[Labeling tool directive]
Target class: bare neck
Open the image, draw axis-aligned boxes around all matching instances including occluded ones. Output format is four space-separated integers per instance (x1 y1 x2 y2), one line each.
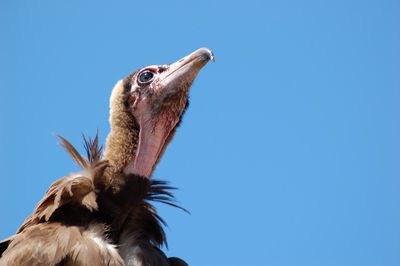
103 81 177 182
123 115 173 177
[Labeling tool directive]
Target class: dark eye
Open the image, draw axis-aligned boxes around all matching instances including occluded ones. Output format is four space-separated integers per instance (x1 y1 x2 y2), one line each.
138 71 155 84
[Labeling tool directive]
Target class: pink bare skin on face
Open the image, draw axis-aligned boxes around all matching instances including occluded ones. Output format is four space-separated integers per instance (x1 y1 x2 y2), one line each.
123 48 214 177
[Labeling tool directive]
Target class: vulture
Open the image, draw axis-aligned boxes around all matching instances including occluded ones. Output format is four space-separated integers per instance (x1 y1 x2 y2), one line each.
0 48 213 266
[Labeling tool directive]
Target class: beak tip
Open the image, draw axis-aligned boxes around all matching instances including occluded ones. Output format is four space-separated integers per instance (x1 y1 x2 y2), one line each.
196 47 215 63
210 51 215 63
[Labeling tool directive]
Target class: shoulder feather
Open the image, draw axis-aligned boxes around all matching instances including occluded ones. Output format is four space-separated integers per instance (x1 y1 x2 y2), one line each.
19 133 108 232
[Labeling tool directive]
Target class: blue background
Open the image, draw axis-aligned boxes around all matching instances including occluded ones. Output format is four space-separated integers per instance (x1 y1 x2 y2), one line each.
1 1 400 265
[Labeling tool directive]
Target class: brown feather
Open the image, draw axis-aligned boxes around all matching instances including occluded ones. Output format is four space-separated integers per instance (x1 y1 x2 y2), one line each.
56 134 89 169
17 133 107 233
1 133 185 265
0 223 123 266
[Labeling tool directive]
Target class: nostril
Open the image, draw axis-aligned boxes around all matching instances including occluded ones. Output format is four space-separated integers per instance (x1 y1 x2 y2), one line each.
158 66 167 73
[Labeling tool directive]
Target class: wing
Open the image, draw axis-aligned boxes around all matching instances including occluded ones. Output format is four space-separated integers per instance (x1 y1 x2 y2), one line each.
0 236 13 258
0 223 123 266
18 134 108 232
0 134 113 265
168 257 189 266
18 172 99 231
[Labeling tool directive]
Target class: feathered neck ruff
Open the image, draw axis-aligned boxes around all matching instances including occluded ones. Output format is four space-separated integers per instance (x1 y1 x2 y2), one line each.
18 133 186 248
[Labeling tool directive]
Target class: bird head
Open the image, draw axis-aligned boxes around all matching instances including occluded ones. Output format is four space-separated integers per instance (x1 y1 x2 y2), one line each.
104 48 213 179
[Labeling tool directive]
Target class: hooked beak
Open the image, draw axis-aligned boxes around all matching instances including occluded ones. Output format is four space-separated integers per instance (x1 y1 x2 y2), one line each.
158 48 214 92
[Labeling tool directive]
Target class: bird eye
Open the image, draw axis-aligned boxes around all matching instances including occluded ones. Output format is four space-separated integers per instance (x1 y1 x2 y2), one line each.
138 71 155 84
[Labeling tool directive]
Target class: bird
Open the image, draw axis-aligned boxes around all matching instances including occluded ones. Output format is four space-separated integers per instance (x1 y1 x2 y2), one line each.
0 48 214 266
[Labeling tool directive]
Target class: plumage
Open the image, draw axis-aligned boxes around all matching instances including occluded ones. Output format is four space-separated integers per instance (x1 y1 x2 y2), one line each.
0 48 213 265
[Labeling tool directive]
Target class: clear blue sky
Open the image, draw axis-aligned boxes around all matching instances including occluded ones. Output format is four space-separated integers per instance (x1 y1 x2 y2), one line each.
1 1 399 265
